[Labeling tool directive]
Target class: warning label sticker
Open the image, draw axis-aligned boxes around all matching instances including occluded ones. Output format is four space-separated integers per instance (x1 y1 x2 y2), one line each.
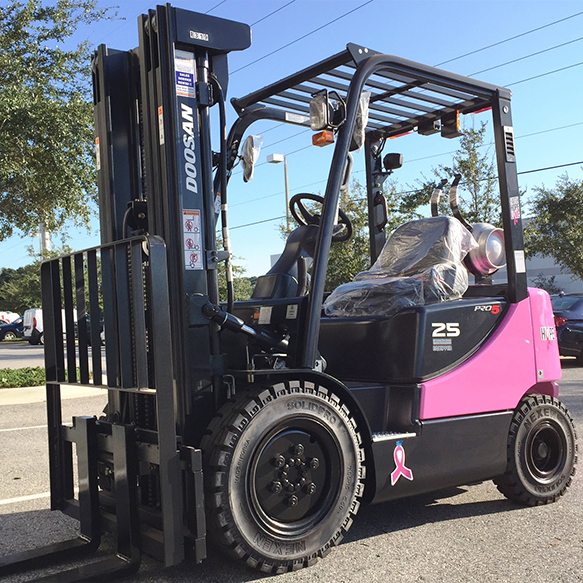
157 106 165 145
183 209 203 270
175 50 195 99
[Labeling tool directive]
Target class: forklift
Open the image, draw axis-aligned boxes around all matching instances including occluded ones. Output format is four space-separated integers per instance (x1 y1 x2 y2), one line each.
1 4 577 579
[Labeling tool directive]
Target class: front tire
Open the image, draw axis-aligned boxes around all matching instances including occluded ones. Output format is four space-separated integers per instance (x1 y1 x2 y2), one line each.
3 331 17 341
202 380 365 573
494 395 577 506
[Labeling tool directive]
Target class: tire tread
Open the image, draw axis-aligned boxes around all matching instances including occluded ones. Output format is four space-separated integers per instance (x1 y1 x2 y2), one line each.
201 381 365 572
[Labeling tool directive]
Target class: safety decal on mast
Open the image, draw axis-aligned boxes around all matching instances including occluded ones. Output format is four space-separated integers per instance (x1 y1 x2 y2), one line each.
175 49 196 99
95 137 101 171
157 106 165 145
183 209 203 270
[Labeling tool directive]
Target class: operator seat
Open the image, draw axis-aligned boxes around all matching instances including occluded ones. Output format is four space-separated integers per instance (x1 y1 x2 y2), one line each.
323 216 477 317
252 224 319 299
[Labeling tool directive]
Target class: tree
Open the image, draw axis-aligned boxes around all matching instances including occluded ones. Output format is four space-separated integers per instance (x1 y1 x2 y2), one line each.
216 238 253 301
0 1 110 240
217 263 253 301
0 247 72 313
401 122 499 225
531 273 561 295
0 262 42 314
525 174 583 279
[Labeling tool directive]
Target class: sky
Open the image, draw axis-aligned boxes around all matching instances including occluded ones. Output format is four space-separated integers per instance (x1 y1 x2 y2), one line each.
1 0 582 276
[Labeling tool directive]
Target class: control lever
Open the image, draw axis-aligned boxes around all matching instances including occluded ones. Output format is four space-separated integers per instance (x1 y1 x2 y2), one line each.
202 303 289 351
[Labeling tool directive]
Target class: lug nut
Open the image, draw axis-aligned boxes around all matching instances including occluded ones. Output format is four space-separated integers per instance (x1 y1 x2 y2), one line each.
294 458 302 467
274 455 285 468
294 443 305 456
287 483 295 492
271 481 282 494
306 483 317 495
310 457 320 470
300 477 307 486
288 495 299 507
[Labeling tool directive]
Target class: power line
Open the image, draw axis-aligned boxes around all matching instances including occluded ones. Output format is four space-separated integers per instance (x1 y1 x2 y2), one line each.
231 0 376 74
263 128 311 149
231 215 286 231
205 0 228 14
228 159 583 231
251 0 296 27
518 160 583 176
436 10 583 66
507 60 583 86
469 36 583 76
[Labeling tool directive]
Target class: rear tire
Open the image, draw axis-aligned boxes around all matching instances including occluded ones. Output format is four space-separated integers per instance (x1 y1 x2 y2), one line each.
494 395 577 506
202 380 365 573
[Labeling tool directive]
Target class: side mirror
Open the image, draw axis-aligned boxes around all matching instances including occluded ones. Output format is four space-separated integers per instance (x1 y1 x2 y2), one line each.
241 135 262 182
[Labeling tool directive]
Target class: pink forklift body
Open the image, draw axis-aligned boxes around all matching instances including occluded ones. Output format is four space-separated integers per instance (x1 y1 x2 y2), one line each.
420 288 561 420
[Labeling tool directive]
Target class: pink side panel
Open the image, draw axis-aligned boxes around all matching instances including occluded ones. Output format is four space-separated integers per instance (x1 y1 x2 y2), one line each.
420 297 538 420
528 287 562 381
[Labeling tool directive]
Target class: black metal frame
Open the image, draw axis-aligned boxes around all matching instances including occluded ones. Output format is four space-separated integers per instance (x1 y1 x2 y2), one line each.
229 43 527 368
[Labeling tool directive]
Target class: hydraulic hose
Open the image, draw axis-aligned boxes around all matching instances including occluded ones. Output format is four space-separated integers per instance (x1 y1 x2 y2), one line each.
203 302 289 351
210 73 235 313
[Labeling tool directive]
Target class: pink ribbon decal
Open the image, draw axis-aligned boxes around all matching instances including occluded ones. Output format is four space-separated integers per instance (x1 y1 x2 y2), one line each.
390 441 414 486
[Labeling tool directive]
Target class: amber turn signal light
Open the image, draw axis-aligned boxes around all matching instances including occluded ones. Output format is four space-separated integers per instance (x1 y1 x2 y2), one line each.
312 130 334 147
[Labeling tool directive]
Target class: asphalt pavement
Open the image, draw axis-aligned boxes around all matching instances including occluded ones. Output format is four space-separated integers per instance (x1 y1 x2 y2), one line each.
0 342 45 369
0 364 581 582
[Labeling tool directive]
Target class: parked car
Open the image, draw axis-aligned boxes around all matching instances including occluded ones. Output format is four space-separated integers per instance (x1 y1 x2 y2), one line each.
0 311 20 324
551 293 583 364
0 317 23 341
22 308 44 345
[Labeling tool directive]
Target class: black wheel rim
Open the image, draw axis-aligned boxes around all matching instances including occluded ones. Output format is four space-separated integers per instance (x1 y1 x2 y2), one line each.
525 421 567 482
248 417 343 537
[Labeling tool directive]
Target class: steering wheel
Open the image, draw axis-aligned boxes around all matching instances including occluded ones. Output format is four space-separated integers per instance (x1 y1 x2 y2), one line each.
289 193 353 243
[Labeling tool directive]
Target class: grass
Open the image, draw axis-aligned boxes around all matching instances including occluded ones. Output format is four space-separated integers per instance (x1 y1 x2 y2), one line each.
0 367 45 389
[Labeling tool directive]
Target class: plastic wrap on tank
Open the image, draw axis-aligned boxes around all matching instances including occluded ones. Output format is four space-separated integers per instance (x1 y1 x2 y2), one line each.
323 275 423 317
420 262 469 303
323 217 476 317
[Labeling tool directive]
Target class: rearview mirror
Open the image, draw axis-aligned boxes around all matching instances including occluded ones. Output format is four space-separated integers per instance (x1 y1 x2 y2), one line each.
241 135 263 182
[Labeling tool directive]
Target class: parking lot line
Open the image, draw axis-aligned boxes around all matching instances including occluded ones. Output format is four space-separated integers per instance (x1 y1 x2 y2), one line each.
0 492 51 506
0 424 47 433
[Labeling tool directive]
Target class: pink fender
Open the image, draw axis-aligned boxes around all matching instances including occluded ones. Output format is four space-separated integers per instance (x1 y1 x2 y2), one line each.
420 288 561 420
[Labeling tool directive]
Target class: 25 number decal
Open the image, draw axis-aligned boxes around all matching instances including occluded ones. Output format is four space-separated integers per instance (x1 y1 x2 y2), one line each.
431 322 460 338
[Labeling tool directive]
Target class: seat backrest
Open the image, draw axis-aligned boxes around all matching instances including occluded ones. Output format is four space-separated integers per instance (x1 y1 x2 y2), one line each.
252 224 319 299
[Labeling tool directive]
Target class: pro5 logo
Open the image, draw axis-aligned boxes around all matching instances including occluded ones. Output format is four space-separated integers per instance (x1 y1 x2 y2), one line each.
431 322 461 338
